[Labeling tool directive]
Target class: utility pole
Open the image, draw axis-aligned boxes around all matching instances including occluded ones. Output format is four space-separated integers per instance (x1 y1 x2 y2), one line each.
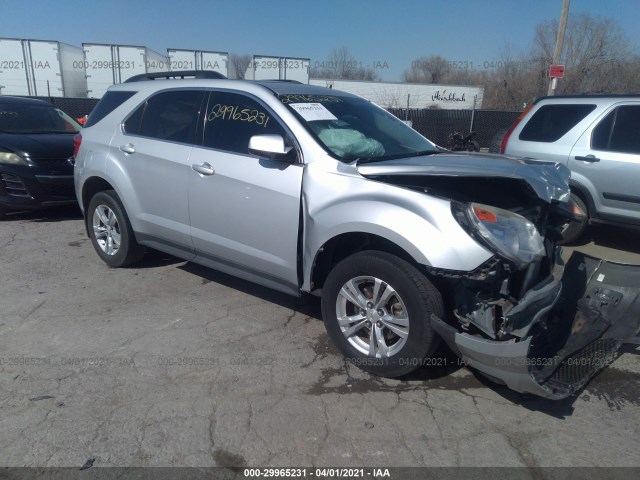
548 0 571 95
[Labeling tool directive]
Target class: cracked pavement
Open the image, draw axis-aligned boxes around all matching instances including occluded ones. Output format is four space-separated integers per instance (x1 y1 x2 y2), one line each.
1 207 639 468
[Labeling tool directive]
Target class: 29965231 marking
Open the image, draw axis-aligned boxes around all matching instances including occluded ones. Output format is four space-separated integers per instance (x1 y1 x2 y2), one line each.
206 104 270 127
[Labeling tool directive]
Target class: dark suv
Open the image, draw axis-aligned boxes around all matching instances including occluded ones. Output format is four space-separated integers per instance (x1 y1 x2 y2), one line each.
0 96 81 217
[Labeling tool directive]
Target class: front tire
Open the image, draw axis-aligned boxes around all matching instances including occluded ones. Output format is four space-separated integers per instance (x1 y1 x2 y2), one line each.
321 251 444 378
87 190 144 267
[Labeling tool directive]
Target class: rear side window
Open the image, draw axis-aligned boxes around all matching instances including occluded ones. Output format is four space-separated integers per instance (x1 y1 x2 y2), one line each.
519 104 596 142
592 105 640 154
123 90 205 144
85 91 136 127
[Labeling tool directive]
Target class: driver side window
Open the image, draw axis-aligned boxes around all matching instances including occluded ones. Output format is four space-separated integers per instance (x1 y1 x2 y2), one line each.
203 92 290 156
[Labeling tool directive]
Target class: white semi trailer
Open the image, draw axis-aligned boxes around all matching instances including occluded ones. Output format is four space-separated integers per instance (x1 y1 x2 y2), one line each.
309 79 484 110
82 44 167 98
0 38 87 97
167 49 228 77
249 55 310 83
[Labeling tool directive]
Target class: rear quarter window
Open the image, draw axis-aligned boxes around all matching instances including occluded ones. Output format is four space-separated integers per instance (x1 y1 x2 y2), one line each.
592 105 640 154
85 91 136 127
519 104 596 142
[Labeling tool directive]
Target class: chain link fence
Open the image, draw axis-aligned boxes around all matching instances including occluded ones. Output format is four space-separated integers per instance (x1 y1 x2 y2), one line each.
388 108 522 149
28 96 99 119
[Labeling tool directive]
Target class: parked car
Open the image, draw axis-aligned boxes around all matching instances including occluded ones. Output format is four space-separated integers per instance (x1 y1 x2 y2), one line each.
498 95 640 243
0 96 81 217
73 73 640 399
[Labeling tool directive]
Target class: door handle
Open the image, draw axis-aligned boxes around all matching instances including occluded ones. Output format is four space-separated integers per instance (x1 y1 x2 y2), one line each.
192 162 215 176
119 143 136 154
575 154 600 163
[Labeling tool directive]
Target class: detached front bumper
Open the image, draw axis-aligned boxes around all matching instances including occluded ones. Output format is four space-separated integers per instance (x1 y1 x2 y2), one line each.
432 251 640 399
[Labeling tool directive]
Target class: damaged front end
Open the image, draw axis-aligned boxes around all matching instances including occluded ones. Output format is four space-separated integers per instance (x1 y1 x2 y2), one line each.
359 153 640 399
431 251 640 399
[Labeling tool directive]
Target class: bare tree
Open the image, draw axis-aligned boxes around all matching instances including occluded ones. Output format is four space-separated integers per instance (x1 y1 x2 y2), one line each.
310 47 378 81
229 54 252 80
532 13 637 94
403 56 451 83
482 44 541 110
481 14 640 108
404 14 640 110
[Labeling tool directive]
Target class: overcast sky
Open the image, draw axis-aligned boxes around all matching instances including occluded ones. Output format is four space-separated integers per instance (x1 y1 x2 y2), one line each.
2 0 639 80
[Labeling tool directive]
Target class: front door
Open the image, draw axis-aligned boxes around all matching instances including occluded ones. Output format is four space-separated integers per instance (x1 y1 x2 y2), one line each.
188 91 304 294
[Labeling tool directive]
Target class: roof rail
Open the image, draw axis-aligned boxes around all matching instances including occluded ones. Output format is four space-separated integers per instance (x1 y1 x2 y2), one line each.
254 79 303 84
124 70 226 83
535 93 640 101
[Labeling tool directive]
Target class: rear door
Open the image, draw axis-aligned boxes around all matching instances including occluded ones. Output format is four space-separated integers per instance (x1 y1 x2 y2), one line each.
109 89 206 251
570 103 640 222
188 90 304 295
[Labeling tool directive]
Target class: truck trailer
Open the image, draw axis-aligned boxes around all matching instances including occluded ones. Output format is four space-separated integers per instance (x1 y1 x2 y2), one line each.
82 43 167 98
0 38 87 97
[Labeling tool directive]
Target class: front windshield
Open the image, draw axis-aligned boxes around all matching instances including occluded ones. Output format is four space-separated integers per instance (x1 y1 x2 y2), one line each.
281 93 437 162
0 104 81 134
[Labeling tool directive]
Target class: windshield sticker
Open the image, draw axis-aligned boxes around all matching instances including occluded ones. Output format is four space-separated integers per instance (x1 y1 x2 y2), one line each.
281 94 343 104
289 103 338 122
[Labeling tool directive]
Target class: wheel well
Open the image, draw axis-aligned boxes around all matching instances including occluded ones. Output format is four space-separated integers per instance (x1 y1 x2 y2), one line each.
81 177 115 235
82 177 114 214
569 182 593 217
311 233 419 291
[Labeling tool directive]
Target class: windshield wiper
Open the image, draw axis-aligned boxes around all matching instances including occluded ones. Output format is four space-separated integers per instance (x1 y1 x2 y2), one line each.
406 150 439 158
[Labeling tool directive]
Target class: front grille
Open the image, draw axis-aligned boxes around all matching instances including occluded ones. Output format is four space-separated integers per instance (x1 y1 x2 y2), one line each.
542 338 621 396
33 158 73 173
1 173 31 198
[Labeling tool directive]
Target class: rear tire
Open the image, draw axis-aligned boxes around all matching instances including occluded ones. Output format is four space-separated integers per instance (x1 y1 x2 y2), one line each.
559 193 588 245
87 190 145 267
321 251 444 378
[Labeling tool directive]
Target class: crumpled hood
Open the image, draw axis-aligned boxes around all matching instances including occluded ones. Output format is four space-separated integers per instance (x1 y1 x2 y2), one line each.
357 152 571 204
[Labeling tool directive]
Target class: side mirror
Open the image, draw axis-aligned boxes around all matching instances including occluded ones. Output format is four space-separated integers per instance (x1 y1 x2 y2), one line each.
248 134 293 160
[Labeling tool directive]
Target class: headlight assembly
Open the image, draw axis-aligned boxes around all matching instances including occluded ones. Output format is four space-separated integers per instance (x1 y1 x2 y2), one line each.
454 202 545 269
0 152 29 166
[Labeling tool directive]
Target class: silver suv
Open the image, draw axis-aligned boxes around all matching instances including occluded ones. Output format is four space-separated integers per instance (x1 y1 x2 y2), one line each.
500 95 640 243
73 72 640 399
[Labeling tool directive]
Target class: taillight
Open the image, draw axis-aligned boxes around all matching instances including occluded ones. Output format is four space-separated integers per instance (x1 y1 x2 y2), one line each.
72 133 82 159
500 102 536 154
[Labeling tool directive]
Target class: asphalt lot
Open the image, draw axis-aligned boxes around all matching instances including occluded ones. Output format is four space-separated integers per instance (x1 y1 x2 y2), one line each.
1 206 639 469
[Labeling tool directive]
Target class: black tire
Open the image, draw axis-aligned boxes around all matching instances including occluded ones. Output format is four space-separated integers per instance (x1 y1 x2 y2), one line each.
87 190 145 267
321 251 444 378
558 193 588 245
0 206 6 219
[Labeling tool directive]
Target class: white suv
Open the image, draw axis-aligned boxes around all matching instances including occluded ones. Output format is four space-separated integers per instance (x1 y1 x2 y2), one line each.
72 72 640 399
500 95 640 243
